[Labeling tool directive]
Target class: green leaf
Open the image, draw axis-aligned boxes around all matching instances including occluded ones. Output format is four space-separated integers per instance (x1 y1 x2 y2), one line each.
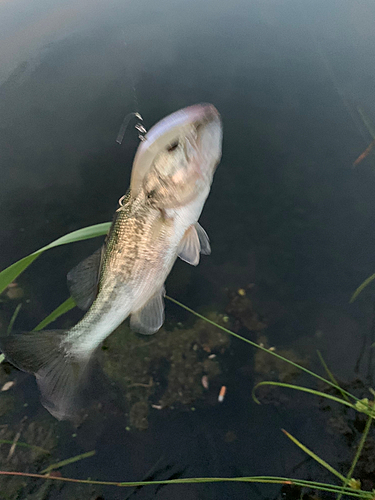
34 297 76 331
0 223 111 295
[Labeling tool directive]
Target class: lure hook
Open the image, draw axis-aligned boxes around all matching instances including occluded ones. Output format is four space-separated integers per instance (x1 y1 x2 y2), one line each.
116 112 147 145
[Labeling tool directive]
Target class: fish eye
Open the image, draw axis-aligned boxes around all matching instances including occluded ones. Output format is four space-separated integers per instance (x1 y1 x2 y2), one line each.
147 189 155 199
167 140 179 152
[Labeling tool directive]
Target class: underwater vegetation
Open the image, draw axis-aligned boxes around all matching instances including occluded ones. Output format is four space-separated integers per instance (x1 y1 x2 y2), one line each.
101 313 229 430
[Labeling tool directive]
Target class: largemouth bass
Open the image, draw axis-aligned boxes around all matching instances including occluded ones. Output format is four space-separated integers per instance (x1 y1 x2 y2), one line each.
0 103 222 419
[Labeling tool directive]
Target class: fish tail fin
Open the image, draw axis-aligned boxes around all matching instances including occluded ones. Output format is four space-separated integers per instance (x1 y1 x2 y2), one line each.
0 330 91 420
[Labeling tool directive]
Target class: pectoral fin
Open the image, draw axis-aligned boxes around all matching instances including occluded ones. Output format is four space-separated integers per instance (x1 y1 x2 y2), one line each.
67 247 104 310
194 222 211 255
130 286 165 335
178 222 211 266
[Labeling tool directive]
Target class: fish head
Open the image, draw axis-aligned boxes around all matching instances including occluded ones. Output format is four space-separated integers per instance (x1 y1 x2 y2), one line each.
131 104 222 209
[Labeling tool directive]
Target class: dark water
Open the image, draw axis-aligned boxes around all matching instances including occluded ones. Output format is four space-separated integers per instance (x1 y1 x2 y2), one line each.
1 1 375 499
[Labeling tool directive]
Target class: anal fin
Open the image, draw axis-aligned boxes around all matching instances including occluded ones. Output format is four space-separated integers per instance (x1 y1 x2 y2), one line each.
130 286 165 335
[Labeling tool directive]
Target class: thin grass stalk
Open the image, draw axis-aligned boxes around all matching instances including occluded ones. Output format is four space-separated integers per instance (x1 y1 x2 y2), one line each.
337 413 373 500
0 470 372 497
165 296 371 412
0 440 50 454
350 273 375 303
41 450 96 474
282 430 346 482
252 382 355 411
7 303 22 335
317 350 350 402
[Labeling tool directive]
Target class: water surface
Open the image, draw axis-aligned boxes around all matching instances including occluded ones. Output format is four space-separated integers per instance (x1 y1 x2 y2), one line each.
1 1 375 498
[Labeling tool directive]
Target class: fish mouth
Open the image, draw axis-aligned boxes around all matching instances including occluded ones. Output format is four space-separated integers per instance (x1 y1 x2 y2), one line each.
176 103 220 129
130 103 222 196
139 103 220 151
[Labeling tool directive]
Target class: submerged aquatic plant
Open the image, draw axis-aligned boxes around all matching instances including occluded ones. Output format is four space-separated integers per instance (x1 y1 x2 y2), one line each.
0 224 374 498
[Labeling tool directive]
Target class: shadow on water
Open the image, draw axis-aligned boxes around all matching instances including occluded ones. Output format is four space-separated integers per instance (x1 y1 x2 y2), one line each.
1 1 375 498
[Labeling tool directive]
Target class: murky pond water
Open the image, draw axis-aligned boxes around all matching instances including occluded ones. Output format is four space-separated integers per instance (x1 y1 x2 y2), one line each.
1 1 375 499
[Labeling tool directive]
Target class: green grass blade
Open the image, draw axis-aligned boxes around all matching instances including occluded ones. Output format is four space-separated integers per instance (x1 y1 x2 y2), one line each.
41 450 96 474
316 350 350 402
350 273 375 303
0 254 41 296
252 382 358 412
0 354 4 364
37 223 111 251
0 440 50 454
0 471 372 497
282 429 346 482
0 223 111 295
34 297 76 331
